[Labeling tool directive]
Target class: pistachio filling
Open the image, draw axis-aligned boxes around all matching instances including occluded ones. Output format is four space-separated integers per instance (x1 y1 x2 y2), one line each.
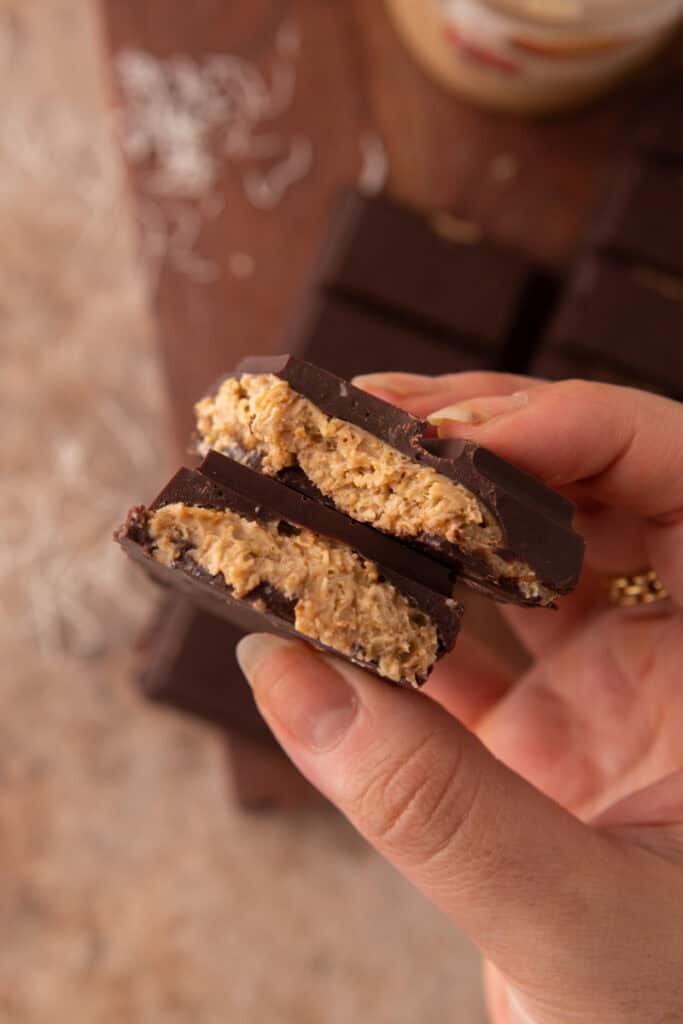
148 502 440 684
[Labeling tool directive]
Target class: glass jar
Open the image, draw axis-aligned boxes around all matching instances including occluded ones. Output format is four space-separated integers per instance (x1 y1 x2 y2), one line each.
385 0 683 114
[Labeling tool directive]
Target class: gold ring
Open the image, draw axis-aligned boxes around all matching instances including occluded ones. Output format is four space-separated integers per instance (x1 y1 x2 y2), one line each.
607 569 670 607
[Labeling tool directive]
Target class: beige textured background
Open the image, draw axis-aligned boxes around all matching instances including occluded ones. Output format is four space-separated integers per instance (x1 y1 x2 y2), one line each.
0 2 485 1020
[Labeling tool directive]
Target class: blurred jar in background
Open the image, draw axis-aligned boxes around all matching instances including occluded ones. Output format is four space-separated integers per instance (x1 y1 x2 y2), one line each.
386 0 683 114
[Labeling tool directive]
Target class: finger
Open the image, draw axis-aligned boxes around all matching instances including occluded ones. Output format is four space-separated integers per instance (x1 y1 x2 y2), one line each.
237 634 619 984
428 380 683 604
352 370 545 420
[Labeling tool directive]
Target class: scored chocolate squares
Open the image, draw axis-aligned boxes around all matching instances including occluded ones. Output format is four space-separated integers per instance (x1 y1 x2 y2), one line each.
313 189 543 369
534 259 683 400
633 81 683 166
195 355 584 606
117 450 461 689
281 292 488 379
592 160 683 280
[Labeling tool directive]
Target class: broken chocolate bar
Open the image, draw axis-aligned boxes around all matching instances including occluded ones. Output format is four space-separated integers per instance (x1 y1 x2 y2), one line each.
117 451 462 688
196 355 584 606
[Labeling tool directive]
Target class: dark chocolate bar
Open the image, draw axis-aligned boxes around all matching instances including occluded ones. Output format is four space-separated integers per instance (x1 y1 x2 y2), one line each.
634 82 683 165
316 190 533 354
533 349 654 393
137 596 322 809
593 161 683 279
536 260 683 398
138 596 274 742
117 452 462 688
282 292 488 378
201 355 583 604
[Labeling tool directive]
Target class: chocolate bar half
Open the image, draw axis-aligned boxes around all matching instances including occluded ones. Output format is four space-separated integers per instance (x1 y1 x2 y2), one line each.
195 355 584 606
117 451 461 688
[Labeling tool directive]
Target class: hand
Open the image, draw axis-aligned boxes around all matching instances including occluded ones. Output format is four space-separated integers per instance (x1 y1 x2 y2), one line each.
236 374 683 1024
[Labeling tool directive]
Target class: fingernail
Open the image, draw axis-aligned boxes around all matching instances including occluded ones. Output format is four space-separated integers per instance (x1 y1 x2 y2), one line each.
427 391 529 431
352 372 435 396
236 634 358 751
427 404 479 425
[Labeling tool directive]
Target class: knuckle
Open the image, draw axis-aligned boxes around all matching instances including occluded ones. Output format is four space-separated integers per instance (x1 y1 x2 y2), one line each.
350 730 482 868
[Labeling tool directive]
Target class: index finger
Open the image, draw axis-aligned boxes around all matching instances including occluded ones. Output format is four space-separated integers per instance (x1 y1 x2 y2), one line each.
353 370 544 419
433 380 683 602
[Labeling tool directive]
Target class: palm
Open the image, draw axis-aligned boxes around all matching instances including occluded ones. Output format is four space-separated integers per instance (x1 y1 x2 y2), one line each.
489 592 681 819
429 566 683 821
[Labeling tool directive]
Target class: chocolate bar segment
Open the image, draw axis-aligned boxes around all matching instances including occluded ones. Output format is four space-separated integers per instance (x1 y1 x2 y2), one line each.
536 260 683 398
197 355 584 604
118 454 462 687
138 598 323 809
593 161 683 279
282 293 488 378
316 190 533 353
139 596 274 742
634 82 683 165
533 349 653 393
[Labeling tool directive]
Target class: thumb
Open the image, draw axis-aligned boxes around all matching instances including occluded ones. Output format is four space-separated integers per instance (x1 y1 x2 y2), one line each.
236 635 618 987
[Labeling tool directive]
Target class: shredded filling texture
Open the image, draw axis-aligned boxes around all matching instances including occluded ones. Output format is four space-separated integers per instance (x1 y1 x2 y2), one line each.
195 374 551 602
148 502 439 684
